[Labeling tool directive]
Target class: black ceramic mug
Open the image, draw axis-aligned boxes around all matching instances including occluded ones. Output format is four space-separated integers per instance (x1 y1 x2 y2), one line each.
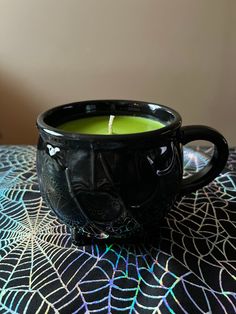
36 100 229 243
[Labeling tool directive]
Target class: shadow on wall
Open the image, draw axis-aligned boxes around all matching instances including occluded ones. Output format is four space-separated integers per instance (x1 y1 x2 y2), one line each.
0 75 41 145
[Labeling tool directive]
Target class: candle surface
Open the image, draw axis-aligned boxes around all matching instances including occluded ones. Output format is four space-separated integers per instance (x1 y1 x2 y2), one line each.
58 115 164 135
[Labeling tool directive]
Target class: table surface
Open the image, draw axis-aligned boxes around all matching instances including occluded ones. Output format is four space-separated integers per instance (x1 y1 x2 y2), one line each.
0 146 235 314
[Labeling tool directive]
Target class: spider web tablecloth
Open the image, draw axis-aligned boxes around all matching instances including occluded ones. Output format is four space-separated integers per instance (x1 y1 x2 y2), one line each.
0 146 235 314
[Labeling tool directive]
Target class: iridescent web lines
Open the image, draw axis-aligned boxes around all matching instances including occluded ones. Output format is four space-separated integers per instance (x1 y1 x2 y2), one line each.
0 146 235 313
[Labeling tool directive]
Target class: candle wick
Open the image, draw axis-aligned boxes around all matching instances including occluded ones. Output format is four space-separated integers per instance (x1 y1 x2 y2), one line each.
108 115 115 134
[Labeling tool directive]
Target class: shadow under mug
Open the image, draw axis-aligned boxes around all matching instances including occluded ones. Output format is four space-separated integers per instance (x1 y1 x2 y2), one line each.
36 100 229 243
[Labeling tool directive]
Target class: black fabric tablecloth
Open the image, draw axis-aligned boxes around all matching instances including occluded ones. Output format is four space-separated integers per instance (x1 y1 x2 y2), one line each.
0 146 235 313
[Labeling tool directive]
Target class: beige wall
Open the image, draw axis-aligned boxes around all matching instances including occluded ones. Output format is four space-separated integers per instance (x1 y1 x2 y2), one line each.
0 0 235 144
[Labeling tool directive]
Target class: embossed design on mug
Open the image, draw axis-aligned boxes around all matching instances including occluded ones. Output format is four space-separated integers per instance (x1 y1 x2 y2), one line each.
47 144 60 157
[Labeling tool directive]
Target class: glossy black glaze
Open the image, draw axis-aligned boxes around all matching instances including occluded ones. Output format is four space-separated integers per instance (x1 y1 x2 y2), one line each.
36 100 229 242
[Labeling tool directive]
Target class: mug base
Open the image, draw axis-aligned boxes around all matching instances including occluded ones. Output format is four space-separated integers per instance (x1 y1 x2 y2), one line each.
70 226 162 246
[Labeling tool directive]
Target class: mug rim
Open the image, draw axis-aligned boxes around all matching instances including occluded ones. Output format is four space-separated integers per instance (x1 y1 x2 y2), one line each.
37 99 182 140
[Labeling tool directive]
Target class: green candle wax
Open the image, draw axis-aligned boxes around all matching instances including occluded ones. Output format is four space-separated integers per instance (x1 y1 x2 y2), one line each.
58 115 164 135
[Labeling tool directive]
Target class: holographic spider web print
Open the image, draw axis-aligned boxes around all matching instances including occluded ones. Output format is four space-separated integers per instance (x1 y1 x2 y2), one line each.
0 146 235 313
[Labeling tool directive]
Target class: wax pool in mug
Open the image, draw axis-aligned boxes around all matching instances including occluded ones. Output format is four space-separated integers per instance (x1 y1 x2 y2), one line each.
58 115 165 135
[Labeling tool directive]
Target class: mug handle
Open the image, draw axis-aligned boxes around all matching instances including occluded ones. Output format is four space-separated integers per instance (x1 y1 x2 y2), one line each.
180 125 229 194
